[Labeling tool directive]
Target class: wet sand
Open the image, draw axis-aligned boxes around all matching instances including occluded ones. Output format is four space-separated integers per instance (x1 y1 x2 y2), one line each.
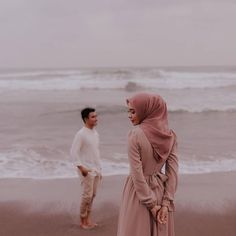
0 172 236 236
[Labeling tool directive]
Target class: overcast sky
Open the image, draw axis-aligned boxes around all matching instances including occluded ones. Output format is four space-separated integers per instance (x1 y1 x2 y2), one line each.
0 0 236 68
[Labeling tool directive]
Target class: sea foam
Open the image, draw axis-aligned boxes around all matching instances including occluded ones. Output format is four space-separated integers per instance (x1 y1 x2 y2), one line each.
1 149 236 179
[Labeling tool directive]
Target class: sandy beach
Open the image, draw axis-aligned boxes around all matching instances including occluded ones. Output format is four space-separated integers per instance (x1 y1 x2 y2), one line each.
1 172 236 236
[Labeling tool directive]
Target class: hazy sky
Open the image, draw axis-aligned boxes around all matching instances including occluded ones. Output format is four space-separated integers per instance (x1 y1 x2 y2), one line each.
0 0 236 68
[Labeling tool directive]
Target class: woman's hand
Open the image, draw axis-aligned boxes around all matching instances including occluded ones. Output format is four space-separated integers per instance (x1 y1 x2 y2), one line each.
157 206 168 224
150 205 161 221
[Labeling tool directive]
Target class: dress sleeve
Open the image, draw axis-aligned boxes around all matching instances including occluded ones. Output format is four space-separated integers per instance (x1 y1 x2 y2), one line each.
128 128 156 209
70 132 83 167
161 138 178 211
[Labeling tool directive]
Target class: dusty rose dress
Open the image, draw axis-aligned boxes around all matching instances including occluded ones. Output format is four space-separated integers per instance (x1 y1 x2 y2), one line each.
117 126 178 236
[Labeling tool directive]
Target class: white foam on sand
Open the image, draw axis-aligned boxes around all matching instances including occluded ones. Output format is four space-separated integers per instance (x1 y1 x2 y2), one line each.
1 149 236 179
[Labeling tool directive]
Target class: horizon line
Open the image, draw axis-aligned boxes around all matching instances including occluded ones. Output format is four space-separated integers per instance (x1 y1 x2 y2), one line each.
0 64 236 71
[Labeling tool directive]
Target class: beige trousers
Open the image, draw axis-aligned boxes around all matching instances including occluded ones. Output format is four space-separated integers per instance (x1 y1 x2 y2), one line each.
80 173 100 218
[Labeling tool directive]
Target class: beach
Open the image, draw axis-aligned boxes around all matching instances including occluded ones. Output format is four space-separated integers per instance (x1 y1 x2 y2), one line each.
1 173 236 236
1 67 236 235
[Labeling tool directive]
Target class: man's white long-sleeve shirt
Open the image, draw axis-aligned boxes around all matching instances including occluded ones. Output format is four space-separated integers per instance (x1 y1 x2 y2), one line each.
71 127 101 175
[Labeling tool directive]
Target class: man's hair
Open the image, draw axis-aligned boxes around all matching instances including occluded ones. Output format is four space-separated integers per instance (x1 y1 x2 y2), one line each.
81 107 96 123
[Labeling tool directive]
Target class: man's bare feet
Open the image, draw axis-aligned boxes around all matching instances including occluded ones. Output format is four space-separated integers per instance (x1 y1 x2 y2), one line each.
79 223 97 230
87 223 98 227
80 215 98 229
86 215 98 228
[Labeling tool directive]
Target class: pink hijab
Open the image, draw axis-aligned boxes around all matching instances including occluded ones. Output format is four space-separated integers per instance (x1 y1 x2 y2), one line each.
127 93 175 161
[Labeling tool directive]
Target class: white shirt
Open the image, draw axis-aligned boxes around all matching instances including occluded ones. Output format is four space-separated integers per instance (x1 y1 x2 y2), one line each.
70 126 101 175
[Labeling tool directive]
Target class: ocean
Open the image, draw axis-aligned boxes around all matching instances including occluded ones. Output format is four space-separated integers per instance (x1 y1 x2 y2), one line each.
0 66 236 179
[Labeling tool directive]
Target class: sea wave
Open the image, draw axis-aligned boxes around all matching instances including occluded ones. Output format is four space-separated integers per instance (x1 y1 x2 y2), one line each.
1 78 236 91
179 158 236 174
0 68 236 90
42 106 236 118
1 149 236 179
159 69 236 80
168 108 236 113
0 69 83 79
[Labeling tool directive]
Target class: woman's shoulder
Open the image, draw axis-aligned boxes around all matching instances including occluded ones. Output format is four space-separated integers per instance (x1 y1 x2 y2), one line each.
128 125 144 139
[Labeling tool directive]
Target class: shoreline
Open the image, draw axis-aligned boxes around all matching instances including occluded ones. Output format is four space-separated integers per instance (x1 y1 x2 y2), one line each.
0 169 235 180
1 172 236 236
0 169 236 178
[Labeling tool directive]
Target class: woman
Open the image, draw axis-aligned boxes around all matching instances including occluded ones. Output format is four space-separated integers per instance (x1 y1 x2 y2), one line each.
117 93 178 236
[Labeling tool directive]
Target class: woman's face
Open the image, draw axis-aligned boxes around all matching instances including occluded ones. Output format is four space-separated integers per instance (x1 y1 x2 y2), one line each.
127 102 140 125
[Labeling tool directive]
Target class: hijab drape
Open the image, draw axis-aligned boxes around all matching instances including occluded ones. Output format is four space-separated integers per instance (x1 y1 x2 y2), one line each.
127 93 175 161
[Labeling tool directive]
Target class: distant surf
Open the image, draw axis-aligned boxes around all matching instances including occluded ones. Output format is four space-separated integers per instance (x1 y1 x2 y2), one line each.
1 67 236 90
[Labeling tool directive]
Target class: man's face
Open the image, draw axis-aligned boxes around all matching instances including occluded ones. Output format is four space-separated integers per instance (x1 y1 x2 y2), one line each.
85 111 98 127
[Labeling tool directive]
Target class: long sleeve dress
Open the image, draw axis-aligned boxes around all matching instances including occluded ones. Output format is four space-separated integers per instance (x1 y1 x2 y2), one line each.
117 126 178 236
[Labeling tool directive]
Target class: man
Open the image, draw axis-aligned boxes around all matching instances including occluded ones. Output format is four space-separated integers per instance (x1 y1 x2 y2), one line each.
71 107 102 229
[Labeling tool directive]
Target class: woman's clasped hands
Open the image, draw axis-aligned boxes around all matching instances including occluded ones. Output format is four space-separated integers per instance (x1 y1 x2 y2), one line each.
151 205 168 224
